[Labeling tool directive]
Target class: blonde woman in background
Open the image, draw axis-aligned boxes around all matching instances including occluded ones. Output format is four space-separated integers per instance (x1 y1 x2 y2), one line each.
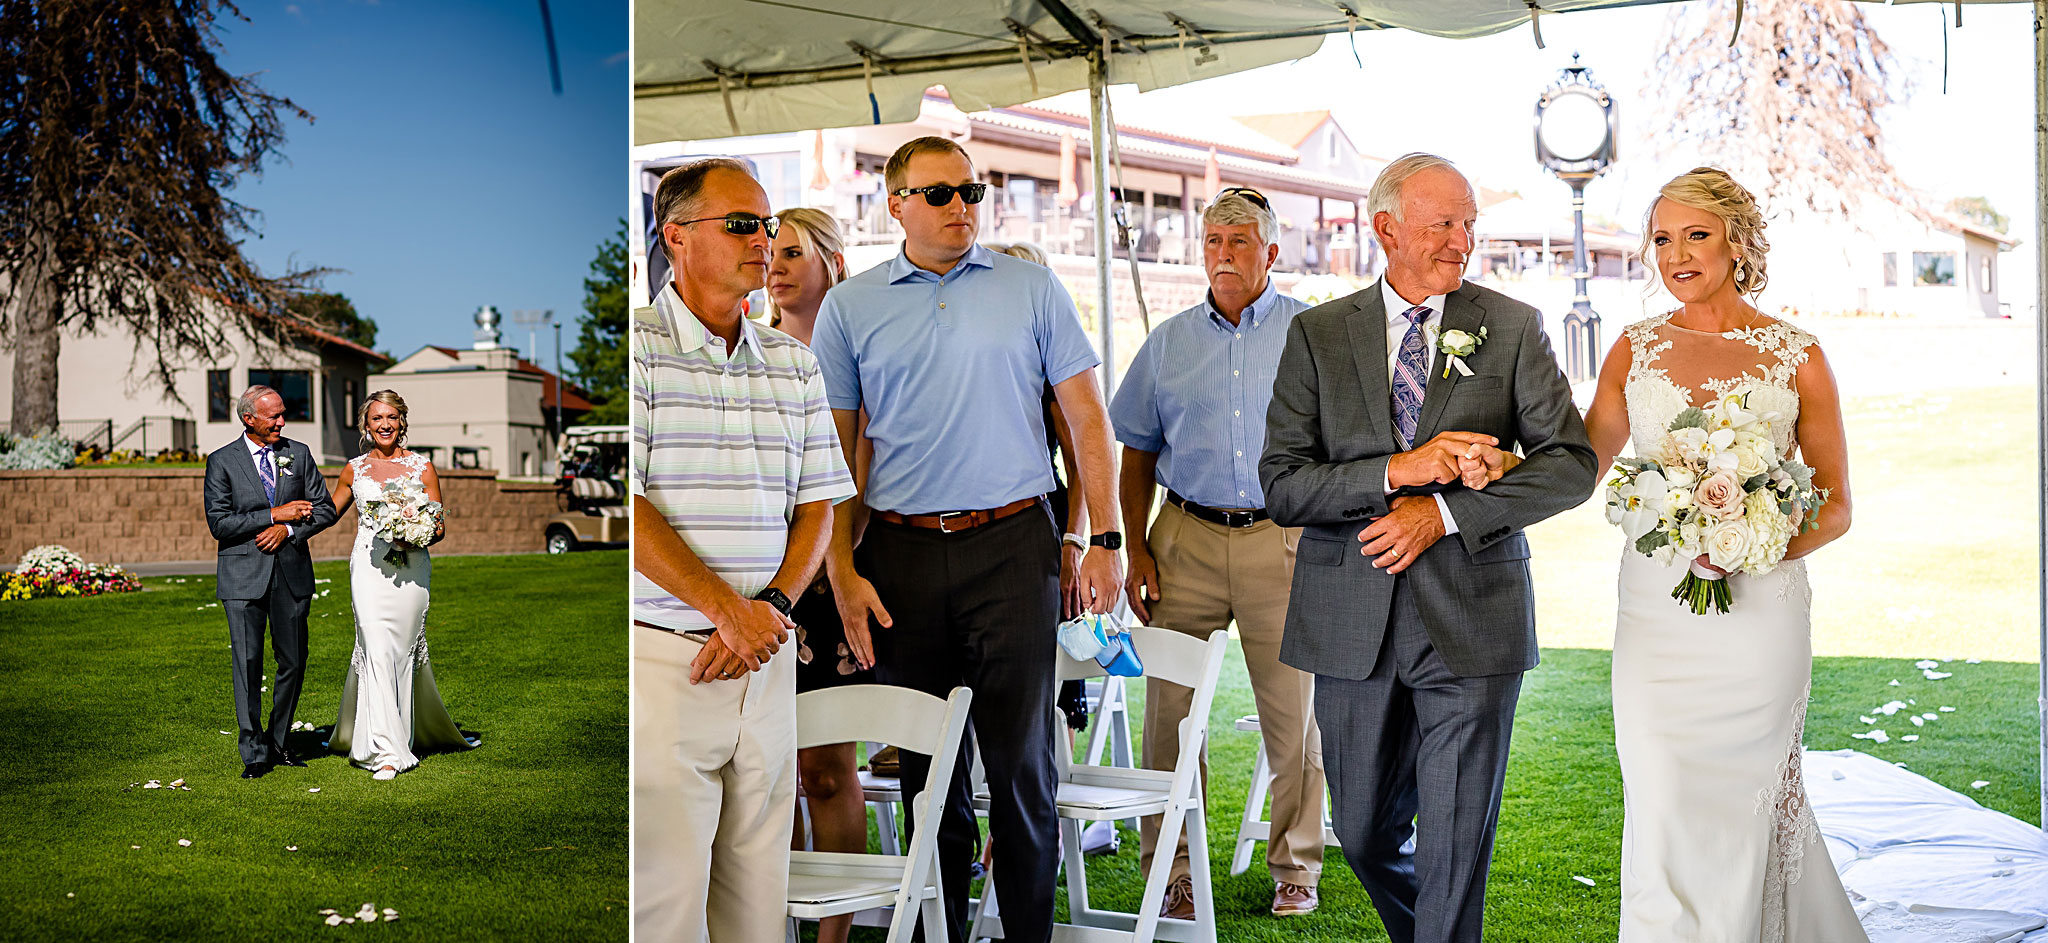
326 390 477 780
768 207 873 943
1577 168 1863 941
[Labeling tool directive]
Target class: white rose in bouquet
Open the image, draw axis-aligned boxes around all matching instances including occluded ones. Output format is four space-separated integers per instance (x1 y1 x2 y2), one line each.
1732 442 1772 480
1704 519 1754 572
1664 485 1695 513
1663 464 1698 491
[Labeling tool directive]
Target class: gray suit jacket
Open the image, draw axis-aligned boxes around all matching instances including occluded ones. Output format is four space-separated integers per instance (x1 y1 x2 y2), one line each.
1259 281 1596 680
204 436 337 601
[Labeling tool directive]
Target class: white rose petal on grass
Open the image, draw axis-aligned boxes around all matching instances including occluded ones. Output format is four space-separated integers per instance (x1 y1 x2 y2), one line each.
1910 716 1925 727
1923 670 1952 680
1940 706 1956 712
130 845 139 850
1572 875 1596 886
168 779 184 788
324 915 342 925
286 845 298 852
67 892 74 898
1967 658 1982 664
382 909 397 916
1858 716 1876 725
1902 735 1919 742
219 730 231 736
1972 780 1991 789
1852 730 1889 744
177 839 191 847
1888 680 1900 687
308 788 320 793
1914 660 1940 670
1922 712 1939 721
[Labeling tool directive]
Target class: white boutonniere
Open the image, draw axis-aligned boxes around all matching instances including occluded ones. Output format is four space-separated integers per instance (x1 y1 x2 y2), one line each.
1436 326 1488 379
275 453 295 476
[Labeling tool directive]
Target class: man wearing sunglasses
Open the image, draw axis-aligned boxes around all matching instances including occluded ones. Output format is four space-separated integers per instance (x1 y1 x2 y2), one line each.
1109 188 1325 920
810 136 1125 943
630 157 855 943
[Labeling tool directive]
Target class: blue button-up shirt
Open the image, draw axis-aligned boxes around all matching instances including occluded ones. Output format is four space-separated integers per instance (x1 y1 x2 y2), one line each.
811 243 1101 515
1109 280 1308 509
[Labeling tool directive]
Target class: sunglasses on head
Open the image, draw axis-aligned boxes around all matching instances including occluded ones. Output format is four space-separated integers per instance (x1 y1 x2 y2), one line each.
676 213 781 238
1214 187 1271 211
893 183 989 207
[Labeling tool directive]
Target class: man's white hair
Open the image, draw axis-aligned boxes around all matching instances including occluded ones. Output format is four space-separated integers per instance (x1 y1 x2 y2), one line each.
1203 192 1276 247
237 385 280 421
1365 152 1464 227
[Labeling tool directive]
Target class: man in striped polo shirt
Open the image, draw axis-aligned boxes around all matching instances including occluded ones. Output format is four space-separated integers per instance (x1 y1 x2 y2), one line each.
630 158 855 942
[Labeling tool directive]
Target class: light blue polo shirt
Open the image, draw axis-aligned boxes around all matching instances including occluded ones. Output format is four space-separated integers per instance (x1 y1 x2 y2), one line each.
1109 280 1307 509
810 244 1100 515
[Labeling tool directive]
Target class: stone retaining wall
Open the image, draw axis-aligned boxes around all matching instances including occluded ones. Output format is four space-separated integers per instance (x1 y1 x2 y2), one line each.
0 468 565 566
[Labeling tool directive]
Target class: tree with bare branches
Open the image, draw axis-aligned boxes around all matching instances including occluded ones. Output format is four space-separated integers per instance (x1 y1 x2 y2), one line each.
1 0 324 434
1644 0 1911 223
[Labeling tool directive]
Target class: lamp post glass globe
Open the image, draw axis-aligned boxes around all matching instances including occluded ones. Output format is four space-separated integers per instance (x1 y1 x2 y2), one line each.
1539 90 1609 163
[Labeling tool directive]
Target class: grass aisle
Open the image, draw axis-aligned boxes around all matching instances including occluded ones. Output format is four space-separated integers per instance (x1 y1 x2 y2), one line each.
1 551 627 942
847 646 2036 942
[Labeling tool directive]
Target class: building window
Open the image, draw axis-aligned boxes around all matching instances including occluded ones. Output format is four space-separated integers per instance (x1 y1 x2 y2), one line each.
411 445 439 465
343 379 360 425
207 370 232 422
246 369 314 421
1912 251 1956 287
1979 256 1993 294
1880 252 1896 288
452 446 481 469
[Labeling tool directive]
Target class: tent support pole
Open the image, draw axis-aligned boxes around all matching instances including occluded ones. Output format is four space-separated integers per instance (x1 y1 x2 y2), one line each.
2033 0 2046 834
1090 51 1116 394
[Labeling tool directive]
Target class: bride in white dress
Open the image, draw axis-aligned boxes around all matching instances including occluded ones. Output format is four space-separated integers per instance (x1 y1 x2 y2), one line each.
327 390 477 780
1581 168 1864 942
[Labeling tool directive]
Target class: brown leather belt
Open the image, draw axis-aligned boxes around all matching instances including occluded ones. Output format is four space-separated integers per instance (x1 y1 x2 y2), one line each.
872 496 1039 534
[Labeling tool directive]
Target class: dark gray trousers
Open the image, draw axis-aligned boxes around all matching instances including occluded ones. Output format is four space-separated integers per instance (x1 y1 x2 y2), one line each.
1316 580 1523 943
222 565 311 765
862 505 1061 943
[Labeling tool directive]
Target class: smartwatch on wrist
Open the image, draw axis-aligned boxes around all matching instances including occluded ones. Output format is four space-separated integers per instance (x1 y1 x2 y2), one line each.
1088 531 1123 551
753 586 793 616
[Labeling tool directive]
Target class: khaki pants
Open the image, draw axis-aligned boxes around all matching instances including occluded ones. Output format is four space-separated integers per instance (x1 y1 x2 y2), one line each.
633 628 797 942
1139 502 1326 887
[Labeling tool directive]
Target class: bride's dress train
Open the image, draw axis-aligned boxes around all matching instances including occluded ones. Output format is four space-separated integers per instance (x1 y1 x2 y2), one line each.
329 452 475 773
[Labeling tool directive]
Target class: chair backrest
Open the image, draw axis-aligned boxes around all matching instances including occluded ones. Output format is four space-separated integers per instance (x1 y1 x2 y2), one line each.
1056 627 1229 774
795 684 969 757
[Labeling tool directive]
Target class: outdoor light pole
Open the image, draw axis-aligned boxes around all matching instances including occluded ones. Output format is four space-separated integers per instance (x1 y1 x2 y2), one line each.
1534 54 1619 383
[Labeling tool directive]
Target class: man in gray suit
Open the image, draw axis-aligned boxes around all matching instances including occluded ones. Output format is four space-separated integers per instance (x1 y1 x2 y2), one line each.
204 385 337 779
1259 153 1596 943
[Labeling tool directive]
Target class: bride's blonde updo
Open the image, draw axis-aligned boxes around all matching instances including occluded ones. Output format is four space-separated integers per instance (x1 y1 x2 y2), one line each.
357 389 409 452
1638 166 1771 297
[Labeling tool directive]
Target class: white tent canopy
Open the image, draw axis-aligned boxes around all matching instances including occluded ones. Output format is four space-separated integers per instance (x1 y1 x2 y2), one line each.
636 0 2048 831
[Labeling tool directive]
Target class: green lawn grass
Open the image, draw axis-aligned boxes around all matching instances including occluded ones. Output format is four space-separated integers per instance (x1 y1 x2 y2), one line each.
0 550 626 942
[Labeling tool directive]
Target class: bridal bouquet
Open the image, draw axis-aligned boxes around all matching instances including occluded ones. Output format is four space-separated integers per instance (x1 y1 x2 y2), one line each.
1604 391 1829 615
361 476 442 567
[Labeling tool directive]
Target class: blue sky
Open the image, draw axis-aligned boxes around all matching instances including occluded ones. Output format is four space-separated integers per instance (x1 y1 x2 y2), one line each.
217 0 627 366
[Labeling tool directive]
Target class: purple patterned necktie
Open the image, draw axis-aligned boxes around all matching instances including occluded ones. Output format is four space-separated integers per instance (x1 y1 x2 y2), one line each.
256 446 277 504
1392 305 1432 447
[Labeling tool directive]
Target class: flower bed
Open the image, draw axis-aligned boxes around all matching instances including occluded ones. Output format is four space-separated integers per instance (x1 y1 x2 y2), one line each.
3 545 143 601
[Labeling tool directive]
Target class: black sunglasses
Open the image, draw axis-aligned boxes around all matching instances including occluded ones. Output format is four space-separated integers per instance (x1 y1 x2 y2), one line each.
893 183 989 207
676 213 780 238
1214 187 1271 211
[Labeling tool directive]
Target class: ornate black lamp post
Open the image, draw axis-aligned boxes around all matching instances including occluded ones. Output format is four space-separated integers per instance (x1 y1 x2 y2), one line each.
1534 54 1619 381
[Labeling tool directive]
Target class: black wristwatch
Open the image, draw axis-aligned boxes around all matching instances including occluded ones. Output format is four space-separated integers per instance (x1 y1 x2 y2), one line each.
1088 531 1123 551
753 586 793 616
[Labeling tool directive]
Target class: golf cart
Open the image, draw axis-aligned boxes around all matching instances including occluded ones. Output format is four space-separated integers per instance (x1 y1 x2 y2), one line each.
544 425 628 554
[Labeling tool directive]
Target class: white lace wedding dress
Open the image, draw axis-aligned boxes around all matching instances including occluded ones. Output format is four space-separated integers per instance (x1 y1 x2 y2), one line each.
1612 314 1867 942
329 452 476 774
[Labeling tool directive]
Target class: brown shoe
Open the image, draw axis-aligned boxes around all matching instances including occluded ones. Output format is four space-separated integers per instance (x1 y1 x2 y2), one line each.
1271 882 1318 916
1158 874 1195 921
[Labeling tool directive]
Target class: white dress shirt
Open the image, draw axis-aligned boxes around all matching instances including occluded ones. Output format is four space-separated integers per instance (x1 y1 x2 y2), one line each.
243 434 294 536
1376 278 1460 535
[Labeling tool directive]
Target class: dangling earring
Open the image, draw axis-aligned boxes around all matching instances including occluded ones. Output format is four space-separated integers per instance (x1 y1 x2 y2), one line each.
1733 259 1748 287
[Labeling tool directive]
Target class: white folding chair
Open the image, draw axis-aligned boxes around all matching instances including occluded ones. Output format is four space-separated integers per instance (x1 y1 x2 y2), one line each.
787 684 973 943
1082 676 1139 833
973 628 1229 943
1227 714 1342 876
